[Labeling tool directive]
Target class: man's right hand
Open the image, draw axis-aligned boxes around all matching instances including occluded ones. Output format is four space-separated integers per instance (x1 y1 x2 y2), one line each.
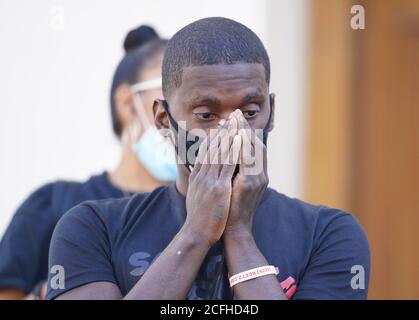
52 112 244 300
184 115 241 246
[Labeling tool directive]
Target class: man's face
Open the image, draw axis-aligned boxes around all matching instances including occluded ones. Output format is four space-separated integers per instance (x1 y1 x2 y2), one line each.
167 63 273 134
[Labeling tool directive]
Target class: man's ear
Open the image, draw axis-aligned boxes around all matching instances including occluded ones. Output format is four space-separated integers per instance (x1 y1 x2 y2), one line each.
114 84 136 129
153 99 170 130
267 93 276 132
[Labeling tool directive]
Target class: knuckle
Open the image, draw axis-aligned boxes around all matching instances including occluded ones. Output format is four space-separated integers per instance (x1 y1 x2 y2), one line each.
240 179 254 192
212 182 226 195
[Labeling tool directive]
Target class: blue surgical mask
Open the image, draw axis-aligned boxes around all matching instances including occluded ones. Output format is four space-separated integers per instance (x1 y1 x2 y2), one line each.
132 126 178 181
130 79 178 181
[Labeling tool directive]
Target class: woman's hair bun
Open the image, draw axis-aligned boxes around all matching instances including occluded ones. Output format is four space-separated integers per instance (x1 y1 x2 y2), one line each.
123 25 159 53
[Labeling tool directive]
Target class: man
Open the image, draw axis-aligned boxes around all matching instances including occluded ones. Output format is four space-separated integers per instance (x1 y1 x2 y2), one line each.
46 17 370 300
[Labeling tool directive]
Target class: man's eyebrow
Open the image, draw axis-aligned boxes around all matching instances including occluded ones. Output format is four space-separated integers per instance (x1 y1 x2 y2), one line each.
187 95 221 107
241 91 265 103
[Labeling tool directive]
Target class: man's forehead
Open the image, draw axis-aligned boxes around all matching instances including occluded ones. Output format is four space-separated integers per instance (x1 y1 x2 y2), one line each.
173 63 268 103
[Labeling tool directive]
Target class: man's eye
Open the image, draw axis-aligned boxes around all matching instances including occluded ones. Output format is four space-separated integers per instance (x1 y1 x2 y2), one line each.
194 113 217 121
243 110 259 118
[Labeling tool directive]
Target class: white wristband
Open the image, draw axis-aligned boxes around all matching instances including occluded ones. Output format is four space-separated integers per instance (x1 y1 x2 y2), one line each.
229 265 279 287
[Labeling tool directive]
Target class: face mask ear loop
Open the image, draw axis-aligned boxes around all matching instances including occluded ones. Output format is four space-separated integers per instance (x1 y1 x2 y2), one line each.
265 94 274 131
162 100 194 172
130 77 163 135
125 117 141 146
161 100 179 132
132 93 152 132
262 94 274 145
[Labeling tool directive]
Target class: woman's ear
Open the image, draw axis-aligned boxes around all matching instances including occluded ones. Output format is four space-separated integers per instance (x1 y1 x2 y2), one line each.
153 99 170 130
267 93 276 132
114 84 136 130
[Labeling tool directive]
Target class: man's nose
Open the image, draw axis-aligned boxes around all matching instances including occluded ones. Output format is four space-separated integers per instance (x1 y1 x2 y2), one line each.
220 108 241 121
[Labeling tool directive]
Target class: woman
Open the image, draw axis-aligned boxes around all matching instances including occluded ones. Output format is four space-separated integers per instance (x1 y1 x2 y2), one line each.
0 25 175 299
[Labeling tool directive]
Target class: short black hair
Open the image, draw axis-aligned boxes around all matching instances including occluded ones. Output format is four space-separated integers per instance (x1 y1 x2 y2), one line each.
110 25 167 137
162 17 270 99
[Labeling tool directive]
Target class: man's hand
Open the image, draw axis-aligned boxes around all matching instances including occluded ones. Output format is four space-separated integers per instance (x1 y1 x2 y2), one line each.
221 109 284 300
125 115 243 299
184 116 241 246
224 109 269 236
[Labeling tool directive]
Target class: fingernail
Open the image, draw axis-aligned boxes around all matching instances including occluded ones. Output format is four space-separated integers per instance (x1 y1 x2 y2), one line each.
219 119 226 126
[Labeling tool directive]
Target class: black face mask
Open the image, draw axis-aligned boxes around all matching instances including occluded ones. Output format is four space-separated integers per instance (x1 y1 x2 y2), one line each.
161 94 273 172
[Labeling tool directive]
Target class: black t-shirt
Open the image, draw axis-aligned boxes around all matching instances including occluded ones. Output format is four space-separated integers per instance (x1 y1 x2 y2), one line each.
0 172 125 294
46 183 370 300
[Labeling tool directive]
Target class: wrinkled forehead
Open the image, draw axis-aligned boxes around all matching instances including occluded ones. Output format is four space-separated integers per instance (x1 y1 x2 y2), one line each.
171 63 269 105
